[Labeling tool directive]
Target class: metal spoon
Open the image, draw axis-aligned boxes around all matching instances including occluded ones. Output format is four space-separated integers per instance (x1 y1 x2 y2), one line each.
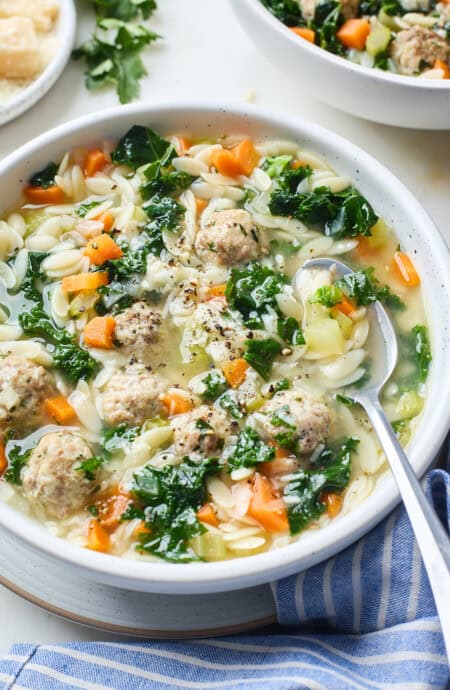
295 257 450 659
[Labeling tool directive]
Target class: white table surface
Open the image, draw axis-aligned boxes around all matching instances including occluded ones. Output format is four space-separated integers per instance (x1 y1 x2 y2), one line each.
0 0 449 656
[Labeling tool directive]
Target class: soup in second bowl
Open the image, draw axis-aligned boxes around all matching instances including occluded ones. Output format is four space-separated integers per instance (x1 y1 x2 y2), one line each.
0 126 430 563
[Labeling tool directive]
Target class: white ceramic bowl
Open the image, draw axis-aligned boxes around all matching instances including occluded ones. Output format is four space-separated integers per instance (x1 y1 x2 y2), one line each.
230 0 450 129
0 0 76 127
0 102 449 594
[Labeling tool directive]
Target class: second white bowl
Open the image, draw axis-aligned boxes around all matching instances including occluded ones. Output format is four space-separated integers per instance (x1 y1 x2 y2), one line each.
230 0 450 129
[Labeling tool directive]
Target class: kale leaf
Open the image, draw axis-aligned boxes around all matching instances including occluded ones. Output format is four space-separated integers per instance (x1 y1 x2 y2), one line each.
29 163 58 189
396 325 432 390
243 338 282 379
337 268 405 310
261 0 302 25
269 185 378 239
217 391 245 420
17 251 49 302
76 456 104 481
141 170 194 200
143 195 185 233
112 124 174 170
201 371 228 402
101 423 140 457
92 0 157 21
275 165 313 194
19 305 96 382
309 285 343 308
412 325 432 383
277 316 305 345
262 155 293 178
123 457 220 562
285 437 358 534
312 0 344 55
225 261 289 327
76 200 101 218
73 20 160 104
4 446 32 485
226 428 275 472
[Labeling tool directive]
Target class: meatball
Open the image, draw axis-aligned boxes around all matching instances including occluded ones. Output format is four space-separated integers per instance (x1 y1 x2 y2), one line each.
0 355 56 436
171 405 237 457
300 0 358 20
114 302 162 359
195 210 263 266
101 367 166 426
391 27 450 75
259 390 330 455
22 432 94 519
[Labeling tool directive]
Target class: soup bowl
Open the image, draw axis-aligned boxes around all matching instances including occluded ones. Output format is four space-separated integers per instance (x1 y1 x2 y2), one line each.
0 102 449 594
230 0 450 130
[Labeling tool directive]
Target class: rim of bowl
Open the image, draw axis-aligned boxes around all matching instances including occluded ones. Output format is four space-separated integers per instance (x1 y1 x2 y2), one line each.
238 0 450 91
0 0 77 127
0 101 449 592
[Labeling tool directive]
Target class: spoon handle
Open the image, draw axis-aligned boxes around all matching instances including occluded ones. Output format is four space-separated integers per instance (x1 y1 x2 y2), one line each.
360 396 450 661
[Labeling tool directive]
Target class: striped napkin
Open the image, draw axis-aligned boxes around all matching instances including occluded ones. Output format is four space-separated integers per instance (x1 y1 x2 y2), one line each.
1 464 449 690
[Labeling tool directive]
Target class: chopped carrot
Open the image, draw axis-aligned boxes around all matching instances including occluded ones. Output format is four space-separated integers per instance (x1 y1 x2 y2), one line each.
24 185 65 205
84 234 123 265
206 283 227 300
291 160 309 170
84 316 116 349
391 251 420 287
195 197 208 215
160 391 193 416
247 473 289 533
333 293 356 317
87 519 111 553
61 272 109 293
85 149 109 177
134 521 152 538
95 486 131 533
434 59 450 79
0 441 7 477
321 492 343 518
261 455 298 477
232 139 260 177
44 396 76 425
96 211 115 232
268 441 291 460
197 503 219 527
289 27 316 43
337 18 371 50
174 136 192 155
210 148 243 178
221 358 249 388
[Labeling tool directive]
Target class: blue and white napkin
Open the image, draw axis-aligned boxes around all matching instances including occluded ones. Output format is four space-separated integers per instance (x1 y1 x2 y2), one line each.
1 465 449 690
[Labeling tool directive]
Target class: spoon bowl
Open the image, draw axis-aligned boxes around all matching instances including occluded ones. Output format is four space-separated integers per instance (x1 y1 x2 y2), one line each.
296 257 399 399
295 256 450 661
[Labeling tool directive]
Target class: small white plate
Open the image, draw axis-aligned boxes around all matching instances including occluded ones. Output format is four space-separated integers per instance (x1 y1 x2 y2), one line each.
0 0 76 127
0 525 276 637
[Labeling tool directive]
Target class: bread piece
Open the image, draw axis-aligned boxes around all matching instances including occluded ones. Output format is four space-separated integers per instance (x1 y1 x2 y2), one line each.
0 17 40 79
0 0 59 33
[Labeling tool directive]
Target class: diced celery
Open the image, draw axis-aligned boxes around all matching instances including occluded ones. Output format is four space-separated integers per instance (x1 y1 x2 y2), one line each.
68 290 99 317
394 391 424 421
245 395 265 413
304 319 345 356
142 416 169 431
24 210 46 236
366 24 391 56
191 532 227 561
367 218 390 250
378 9 400 31
305 302 330 323
332 309 353 339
